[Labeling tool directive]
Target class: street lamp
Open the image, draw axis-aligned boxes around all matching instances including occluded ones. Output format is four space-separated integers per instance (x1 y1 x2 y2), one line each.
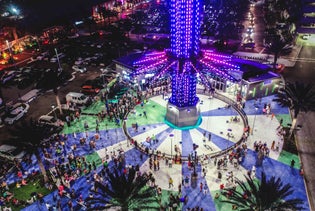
115 95 119 110
51 105 57 119
251 106 258 135
169 133 174 167
5 40 13 63
54 48 62 72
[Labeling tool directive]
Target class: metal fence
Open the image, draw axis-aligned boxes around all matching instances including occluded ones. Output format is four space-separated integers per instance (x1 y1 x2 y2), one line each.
122 90 249 161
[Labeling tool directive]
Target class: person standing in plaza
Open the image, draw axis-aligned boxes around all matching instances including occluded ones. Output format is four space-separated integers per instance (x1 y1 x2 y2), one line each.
73 132 77 140
203 183 208 195
96 118 99 127
271 140 275 151
184 176 189 188
135 122 138 132
66 115 71 127
96 125 100 136
84 121 89 130
169 177 174 188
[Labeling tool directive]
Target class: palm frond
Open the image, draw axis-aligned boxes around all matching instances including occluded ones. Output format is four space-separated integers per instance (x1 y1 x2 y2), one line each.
273 81 315 118
222 172 304 211
5 119 58 156
87 169 159 210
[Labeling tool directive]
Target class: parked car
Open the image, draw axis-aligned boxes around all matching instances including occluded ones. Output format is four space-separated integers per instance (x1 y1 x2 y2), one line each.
81 85 101 95
0 144 26 161
38 115 64 127
72 65 87 73
82 78 105 89
275 63 285 73
4 103 30 125
1 70 16 84
65 92 91 105
16 77 33 89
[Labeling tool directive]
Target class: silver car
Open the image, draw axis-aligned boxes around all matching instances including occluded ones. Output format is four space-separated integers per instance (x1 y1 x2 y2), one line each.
4 103 30 125
0 144 26 161
38 115 64 127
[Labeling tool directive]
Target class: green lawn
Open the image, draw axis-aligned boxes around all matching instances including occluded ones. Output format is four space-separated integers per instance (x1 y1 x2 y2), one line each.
82 100 106 114
275 114 291 127
278 150 301 169
8 176 53 211
62 114 122 135
126 99 166 127
85 152 103 167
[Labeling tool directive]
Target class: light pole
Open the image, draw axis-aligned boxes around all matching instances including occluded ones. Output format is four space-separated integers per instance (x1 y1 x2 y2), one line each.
6 40 13 63
115 95 119 111
115 125 118 144
251 107 258 135
51 105 57 119
169 133 174 167
54 48 62 72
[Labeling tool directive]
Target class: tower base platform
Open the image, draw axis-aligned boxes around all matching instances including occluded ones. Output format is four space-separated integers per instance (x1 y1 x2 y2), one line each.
165 102 201 128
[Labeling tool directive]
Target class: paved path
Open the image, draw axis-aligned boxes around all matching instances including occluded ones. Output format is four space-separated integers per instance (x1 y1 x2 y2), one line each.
295 112 315 210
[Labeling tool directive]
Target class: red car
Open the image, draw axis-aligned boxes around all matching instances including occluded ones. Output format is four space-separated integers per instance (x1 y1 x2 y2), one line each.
81 85 100 94
275 64 285 73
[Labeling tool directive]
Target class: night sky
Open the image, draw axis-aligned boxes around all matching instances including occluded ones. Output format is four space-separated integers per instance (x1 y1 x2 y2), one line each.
8 0 110 32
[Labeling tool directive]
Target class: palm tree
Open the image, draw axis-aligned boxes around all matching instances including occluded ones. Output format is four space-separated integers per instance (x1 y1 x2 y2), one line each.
265 34 287 69
222 172 304 211
273 81 315 135
38 69 63 115
87 169 160 210
5 119 58 182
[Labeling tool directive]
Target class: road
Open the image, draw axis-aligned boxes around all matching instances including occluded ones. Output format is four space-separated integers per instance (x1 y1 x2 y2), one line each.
284 45 315 84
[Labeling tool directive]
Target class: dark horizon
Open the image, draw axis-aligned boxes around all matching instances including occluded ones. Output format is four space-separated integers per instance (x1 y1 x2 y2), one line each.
6 0 110 32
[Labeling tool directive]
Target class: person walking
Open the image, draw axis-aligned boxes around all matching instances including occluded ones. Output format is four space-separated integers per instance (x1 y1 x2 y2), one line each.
135 122 138 132
271 140 275 151
203 183 208 195
169 177 174 188
291 159 295 168
184 176 189 188
84 121 89 130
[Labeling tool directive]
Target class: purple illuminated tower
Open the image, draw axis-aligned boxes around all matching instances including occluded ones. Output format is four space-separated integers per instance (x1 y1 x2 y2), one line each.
165 0 202 127
133 0 240 127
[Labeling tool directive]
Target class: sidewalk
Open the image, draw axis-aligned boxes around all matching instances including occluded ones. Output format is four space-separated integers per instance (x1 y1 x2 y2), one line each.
233 44 302 68
295 112 315 210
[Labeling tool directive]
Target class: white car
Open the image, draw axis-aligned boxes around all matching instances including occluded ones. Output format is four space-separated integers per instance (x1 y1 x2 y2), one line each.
0 144 26 161
72 65 87 73
4 103 30 125
38 115 64 127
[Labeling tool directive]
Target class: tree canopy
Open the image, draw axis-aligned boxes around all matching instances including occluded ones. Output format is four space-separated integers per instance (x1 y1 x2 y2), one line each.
222 172 304 211
87 169 160 211
273 81 315 118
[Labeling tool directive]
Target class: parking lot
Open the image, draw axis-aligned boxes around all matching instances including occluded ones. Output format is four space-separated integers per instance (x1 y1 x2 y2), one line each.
0 31 135 142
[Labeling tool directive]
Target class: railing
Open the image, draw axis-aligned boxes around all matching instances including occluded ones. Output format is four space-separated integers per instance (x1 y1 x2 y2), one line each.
122 89 249 161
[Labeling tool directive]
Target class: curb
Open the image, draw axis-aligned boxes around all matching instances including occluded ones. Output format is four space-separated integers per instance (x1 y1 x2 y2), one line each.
289 110 314 210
